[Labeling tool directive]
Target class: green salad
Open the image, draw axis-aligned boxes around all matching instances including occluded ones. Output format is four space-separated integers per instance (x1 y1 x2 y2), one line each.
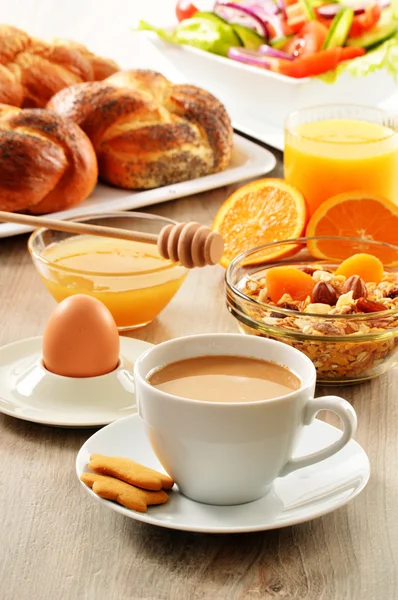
139 0 398 80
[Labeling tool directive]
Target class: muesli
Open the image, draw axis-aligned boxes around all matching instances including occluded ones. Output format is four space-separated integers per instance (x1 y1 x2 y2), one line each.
241 255 398 382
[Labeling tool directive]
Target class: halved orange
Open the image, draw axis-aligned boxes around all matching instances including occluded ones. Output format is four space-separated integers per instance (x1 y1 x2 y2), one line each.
306 191 398 265
212 178 308 267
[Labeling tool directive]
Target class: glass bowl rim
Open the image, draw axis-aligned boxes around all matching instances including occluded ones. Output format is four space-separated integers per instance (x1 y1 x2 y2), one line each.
28 211 184 277
284 103 398 145
225 235 398 321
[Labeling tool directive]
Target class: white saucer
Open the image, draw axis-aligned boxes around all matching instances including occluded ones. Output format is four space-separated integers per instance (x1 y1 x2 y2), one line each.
0 336 153 428
76 413 370 533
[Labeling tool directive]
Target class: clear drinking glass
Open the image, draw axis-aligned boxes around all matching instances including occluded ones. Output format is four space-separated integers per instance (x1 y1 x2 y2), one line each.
284 105 398 216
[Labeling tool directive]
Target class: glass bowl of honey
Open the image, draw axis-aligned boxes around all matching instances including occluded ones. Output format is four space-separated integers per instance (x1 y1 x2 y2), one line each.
28 212 188 331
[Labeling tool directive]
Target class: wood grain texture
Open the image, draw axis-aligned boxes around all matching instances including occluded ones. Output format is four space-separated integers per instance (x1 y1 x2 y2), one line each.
1 148 397 600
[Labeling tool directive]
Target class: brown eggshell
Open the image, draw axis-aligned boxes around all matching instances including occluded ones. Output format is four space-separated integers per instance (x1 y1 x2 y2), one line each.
42 294 120 378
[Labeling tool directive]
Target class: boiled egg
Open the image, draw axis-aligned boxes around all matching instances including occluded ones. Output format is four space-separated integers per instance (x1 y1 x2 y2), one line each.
42 294 120 378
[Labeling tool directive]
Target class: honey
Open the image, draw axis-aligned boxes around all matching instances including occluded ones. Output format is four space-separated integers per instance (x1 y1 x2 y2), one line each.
38 235 187 329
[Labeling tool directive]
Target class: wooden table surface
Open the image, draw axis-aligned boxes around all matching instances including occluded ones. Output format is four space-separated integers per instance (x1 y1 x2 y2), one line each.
0 148 397 600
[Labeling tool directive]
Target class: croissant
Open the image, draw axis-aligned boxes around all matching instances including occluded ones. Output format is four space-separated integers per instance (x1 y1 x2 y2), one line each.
46 69 234 189
0 104 98 213
0 25 119 108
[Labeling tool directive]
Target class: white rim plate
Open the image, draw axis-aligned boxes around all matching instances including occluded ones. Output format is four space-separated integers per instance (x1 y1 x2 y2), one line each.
76 413 370 534
0 336 153 427
0 133 276 238
229 107 285 151
229 93 398 152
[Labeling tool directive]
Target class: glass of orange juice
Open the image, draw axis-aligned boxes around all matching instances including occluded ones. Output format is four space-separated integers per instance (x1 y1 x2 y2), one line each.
284 105 398 216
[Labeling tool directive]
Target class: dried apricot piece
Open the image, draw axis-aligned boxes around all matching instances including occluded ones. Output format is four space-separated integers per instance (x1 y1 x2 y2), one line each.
334 253 383 283
265 266 316 303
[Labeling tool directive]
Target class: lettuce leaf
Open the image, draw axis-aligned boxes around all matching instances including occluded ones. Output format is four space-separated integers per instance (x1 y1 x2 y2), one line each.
138 18 241 57
319 34 398 83
138 21 176 43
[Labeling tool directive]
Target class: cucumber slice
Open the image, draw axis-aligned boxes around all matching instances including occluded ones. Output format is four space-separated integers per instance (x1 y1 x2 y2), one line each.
232 24 266 49
346 9 398 48
322 7 354 49
298 0 316 21
271 35 294 49
312 0 339 6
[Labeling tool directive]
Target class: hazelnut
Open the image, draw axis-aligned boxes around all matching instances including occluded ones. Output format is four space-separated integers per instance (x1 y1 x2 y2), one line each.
312 281 337 305
342 275 368 300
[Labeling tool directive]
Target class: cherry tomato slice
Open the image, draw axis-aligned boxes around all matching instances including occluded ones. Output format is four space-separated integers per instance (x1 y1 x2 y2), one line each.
274 46 365 78
176 0 199 22
339 46 367 61
284 20 329 58
349 4 381 38
283 22 305 35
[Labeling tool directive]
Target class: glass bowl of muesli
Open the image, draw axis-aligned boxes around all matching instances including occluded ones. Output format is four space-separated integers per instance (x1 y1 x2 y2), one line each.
226 236 398 384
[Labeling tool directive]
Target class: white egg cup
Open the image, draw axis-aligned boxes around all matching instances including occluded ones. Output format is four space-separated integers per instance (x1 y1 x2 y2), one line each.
0 336 153 427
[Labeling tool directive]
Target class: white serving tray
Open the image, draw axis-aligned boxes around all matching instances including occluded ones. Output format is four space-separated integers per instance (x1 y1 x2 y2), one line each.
0 133 275 239
142 31 398 149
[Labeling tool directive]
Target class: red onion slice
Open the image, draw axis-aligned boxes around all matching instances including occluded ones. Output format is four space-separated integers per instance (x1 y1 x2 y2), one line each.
239 0 280 15
214 1 271 35
274 0 286 17
258 43 294 59
228 46 272 67
214 1 286 38
264 13 285 38
216 0 280 17
316 2 386 18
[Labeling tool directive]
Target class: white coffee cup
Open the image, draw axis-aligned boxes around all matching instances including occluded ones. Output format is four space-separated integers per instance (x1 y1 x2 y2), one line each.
134 334 357 506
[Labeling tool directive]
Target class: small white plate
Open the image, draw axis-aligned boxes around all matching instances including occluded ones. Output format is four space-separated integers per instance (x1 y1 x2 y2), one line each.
0 133 275 238
0 336 153 427
76 413 370 534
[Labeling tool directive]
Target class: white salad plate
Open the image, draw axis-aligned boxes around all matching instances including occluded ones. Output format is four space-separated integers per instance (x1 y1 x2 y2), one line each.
0 336 153 428
139 31 398 151
76 413 370 534
0 133 275 239
144 34 397 120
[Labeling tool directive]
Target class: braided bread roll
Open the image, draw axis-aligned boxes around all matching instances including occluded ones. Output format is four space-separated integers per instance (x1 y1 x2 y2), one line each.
0 25 119 108
46 70 234 189
0 104 98 214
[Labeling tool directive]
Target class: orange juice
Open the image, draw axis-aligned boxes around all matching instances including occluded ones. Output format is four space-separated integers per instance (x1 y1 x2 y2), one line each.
284 119 398 215
39 236 187 329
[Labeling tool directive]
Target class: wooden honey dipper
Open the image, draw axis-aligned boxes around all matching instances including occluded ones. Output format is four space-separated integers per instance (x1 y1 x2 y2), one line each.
0 211 224 269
